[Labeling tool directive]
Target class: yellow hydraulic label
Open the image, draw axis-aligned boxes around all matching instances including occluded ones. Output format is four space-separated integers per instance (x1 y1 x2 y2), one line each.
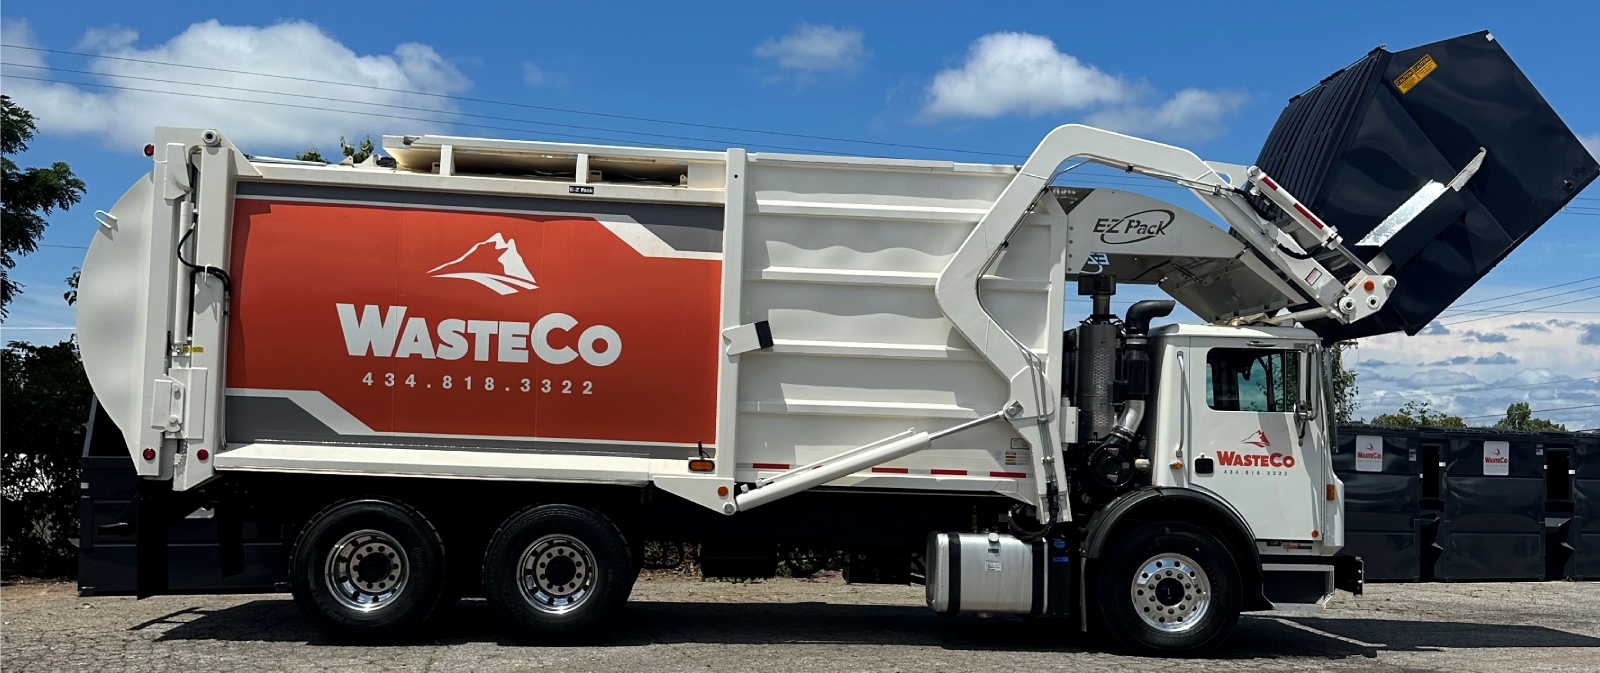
1394 54 1437 94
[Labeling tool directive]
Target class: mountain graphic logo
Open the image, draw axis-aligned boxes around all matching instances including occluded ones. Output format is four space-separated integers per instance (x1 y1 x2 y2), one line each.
1241 430 1271 448
428 233 538 295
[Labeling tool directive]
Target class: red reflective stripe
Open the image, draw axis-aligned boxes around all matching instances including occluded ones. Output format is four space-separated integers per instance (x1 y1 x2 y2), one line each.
751 463 790 470
871 467 909 474
1292 202 1325 229
930 469 967 476
1260 175 1278 190
990 471 1027 478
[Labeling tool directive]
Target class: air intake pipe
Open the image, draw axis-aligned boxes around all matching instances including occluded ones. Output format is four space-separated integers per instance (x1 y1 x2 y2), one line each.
1082 300 1172 490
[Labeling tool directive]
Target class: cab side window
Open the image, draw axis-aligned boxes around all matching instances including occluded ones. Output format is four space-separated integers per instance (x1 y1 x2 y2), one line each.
1205 348 1298 413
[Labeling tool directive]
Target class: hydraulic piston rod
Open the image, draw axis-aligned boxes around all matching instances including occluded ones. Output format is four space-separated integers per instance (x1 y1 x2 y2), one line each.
733 411 1007 512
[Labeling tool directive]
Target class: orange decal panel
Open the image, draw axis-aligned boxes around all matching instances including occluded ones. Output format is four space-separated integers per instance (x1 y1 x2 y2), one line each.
226 199 722 444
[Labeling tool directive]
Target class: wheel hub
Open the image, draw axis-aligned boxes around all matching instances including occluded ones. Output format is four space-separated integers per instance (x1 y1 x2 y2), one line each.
518 535 597 614
324 529 410 612
1129 552 1211 633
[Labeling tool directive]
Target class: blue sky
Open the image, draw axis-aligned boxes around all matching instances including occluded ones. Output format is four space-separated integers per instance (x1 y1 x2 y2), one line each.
3 1 1598 428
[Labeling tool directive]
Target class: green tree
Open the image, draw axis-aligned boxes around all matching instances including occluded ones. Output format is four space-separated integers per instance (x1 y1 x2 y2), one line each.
295 135 376 164
340 135 376 163
1370 400 1466 428
2 339 93 577
1494 401 1567 432
1328 342 1359 424
2 95 87 319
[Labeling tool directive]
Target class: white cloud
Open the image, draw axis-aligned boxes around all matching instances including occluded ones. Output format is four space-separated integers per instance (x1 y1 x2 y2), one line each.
1 19 470 152
754 24 866 75
920 32 1244 141
1084 88 1248 143
922 33 1132 119
521 62 564 87
1581 133 1600 160
1351 313 1600 428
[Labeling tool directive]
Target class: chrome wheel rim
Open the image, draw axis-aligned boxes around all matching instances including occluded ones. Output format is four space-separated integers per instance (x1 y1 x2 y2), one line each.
517 534 597 615
324 529 410 612
1130 552 1211 633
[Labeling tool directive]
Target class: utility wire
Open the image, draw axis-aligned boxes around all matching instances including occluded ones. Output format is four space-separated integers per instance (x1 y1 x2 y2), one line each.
1437 282 1600 316
1443 274 1600 310
1459 402 1600 421
1439 293 1600 327
3 63 896 155
0 43 1023 160
0 74 713 150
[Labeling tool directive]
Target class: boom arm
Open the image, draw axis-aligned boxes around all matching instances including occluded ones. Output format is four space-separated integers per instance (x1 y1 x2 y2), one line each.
933 124 1394 523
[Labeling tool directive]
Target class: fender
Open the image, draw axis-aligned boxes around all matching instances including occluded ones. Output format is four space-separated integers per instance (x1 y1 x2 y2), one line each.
1079 486 1270 611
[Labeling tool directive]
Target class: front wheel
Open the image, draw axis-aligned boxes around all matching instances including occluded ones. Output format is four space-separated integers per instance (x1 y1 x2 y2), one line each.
1092 522 1241 656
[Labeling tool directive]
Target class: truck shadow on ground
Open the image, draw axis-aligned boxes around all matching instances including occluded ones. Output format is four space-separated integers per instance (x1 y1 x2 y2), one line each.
144 598 1600 659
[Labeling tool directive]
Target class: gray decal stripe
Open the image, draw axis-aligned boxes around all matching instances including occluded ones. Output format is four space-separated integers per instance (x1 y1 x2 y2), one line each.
225 395 712 460
235 181 724 253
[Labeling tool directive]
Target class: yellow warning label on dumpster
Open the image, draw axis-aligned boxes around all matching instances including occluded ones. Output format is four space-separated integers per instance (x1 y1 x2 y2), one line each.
1395 54 1437 94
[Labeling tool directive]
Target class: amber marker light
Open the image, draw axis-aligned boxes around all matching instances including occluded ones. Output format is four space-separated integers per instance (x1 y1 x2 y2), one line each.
688 458 715 473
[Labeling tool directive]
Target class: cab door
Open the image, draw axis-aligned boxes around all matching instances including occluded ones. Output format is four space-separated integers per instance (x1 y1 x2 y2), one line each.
1187 339 1321 542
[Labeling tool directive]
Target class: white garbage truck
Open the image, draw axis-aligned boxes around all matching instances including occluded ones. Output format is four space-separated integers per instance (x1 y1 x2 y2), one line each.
75 32 1596 654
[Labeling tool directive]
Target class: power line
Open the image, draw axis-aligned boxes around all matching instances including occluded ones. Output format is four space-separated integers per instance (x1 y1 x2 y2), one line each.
0 43 1024 160
0 73 711 151
1459 402 1600 421
1443 274 1600 310
3 63 893 155
1437 282 1600 316
1439 293 1600 327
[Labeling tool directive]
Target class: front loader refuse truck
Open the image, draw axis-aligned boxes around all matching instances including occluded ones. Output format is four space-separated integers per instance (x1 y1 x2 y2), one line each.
75 31 1595 655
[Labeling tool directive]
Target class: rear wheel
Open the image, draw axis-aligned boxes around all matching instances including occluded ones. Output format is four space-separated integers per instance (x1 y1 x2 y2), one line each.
288 498 448 643
482 504 633 644
1093 522 1241 656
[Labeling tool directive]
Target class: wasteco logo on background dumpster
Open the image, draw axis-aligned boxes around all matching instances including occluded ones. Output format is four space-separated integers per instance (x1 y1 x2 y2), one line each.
226 199 722 445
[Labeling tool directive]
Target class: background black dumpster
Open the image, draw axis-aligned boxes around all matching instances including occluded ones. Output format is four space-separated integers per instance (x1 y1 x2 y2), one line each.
1334 426 1424 581
1432 431 1547 581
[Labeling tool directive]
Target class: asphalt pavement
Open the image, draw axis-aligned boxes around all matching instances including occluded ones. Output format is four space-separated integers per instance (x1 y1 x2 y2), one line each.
4 573 1599 672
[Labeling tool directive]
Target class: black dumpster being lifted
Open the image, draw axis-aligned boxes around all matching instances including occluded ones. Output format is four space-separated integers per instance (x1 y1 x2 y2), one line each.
1334 426 1424 581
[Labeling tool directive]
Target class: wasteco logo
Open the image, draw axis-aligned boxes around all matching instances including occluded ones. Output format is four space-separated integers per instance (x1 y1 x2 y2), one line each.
1216 430 1295 469
334 232 621 367
1356 441 1382 463
1216 450 1296 469
428 233 538 295
1094 209 1174 245
1485 445 1508 467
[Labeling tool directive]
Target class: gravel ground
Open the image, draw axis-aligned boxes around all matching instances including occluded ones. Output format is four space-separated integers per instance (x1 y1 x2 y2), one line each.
3 574 1599 672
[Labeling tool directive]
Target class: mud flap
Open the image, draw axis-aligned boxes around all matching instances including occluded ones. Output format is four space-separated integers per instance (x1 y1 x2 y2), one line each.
134 478 169 599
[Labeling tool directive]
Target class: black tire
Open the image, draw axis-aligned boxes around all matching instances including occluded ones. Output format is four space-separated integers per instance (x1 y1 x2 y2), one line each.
1092 522 1241 656
288 498 448 644
482 504 633 644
